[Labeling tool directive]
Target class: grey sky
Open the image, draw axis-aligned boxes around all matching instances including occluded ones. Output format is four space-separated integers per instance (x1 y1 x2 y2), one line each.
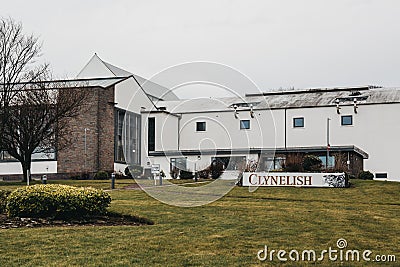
3 0 400 96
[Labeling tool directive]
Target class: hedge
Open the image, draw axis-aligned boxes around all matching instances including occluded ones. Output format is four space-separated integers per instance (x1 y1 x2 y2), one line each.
358 170 374 180
0 189 11 213
6 184 111 218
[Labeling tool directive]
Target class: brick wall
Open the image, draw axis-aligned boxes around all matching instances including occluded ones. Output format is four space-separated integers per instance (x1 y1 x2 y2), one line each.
57 86 115 176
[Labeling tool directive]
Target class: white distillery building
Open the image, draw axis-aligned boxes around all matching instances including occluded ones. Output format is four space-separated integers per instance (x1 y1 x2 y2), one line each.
0 56 399 182
141 86 400 182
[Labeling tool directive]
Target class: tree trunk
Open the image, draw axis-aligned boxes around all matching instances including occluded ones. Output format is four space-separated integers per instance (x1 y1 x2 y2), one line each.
21 155 32 182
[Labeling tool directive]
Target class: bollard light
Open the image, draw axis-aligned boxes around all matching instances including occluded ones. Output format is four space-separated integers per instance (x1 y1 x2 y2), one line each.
111 173 115 189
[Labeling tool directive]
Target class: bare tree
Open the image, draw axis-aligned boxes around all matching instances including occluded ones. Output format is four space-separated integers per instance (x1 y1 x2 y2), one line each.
0 17 89 181
2 77 89 181
0 17 48 149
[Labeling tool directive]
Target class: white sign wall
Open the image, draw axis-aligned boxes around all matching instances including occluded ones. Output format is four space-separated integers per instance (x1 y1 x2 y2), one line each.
242 172 346 187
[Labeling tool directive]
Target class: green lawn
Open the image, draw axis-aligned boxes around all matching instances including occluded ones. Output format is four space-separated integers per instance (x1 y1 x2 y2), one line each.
0 179 399 266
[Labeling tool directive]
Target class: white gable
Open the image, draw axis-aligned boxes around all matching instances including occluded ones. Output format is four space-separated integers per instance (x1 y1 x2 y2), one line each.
77 54 115 78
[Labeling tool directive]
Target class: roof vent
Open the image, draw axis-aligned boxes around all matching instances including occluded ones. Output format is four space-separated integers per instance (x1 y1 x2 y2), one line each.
158 107 167 111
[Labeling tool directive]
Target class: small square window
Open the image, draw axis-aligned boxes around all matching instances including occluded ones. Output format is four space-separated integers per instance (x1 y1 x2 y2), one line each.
375 173 387 179
196 122 206 131
240 120 250 130
341 115 353 126
293 117 304 128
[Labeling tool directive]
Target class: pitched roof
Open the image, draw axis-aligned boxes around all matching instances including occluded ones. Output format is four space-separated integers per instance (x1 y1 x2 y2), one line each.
77 54 179 101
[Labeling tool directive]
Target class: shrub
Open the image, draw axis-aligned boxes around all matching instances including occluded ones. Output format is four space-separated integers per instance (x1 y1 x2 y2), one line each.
210 160 224 179
94 171 109 180
358 170 374 180
302 155 322 172
6 184 111 218
179 169 194 179
284 153 303 172
170 167 179 179
196 167 211 179
0 189 11 213
70 172 90 180
244 160 258 172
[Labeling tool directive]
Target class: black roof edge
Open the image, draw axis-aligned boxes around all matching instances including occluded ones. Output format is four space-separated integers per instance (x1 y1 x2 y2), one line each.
148 145 369 159
0 76 131 87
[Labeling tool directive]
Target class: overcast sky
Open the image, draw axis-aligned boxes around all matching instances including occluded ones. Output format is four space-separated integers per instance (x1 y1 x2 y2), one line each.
3 0 400 96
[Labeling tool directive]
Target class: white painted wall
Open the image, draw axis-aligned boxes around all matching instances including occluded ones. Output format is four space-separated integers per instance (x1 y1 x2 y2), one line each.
114 78 154 114
0 161 57 175
143 102 400 181
178 109 284 150
286 103 400 181
114 162 128 174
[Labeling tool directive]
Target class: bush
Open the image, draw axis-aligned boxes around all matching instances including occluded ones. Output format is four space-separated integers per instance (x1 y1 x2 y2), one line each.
283 153 303 172
210 160 224 179
94 171 109 180
6 184 111 218
70 172 90 180
0 189 11 213
170 167 179 179
196 167 210 179
358 170 374 180
179 169 194 179
302 155 322 172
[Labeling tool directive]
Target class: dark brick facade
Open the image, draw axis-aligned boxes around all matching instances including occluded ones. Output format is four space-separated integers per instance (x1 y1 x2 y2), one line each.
57 86 115 175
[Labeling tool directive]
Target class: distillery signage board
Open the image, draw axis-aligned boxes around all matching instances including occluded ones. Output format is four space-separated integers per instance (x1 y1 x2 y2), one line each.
243 172 346 188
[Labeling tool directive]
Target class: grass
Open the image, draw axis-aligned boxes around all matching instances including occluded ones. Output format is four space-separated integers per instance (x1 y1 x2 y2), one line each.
0 179 399 266
0 179 134 191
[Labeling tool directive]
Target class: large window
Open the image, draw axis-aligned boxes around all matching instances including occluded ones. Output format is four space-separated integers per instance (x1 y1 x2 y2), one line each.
319 155 335 168
260 156 284 171
115 110 125 162
293 117 304 128
341 115 353 126
148 117 155 152
115 109 141 164
196 121 206 132
240 120 250 130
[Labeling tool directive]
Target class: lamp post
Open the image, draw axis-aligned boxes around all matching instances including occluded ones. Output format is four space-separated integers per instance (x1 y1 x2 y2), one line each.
326 118 331 171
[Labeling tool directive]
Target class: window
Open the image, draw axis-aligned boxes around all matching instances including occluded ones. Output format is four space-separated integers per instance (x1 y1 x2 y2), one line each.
293 117 304 128
240 120 250 130
115 110 126 162
341 115 353 126
375 173 387 179
196 121 206 132
260 157 285 171
318 155 335 168
115 109 141 163
148 117 155 151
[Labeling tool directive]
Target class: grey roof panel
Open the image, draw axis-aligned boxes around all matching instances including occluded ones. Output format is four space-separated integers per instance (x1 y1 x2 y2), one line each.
103 61 179 101
154 87 400 113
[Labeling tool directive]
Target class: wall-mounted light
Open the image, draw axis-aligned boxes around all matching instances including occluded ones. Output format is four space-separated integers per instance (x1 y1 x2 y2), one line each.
250 104 255 118
335 99 341 114
353 98 358 114
233 105 239 119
